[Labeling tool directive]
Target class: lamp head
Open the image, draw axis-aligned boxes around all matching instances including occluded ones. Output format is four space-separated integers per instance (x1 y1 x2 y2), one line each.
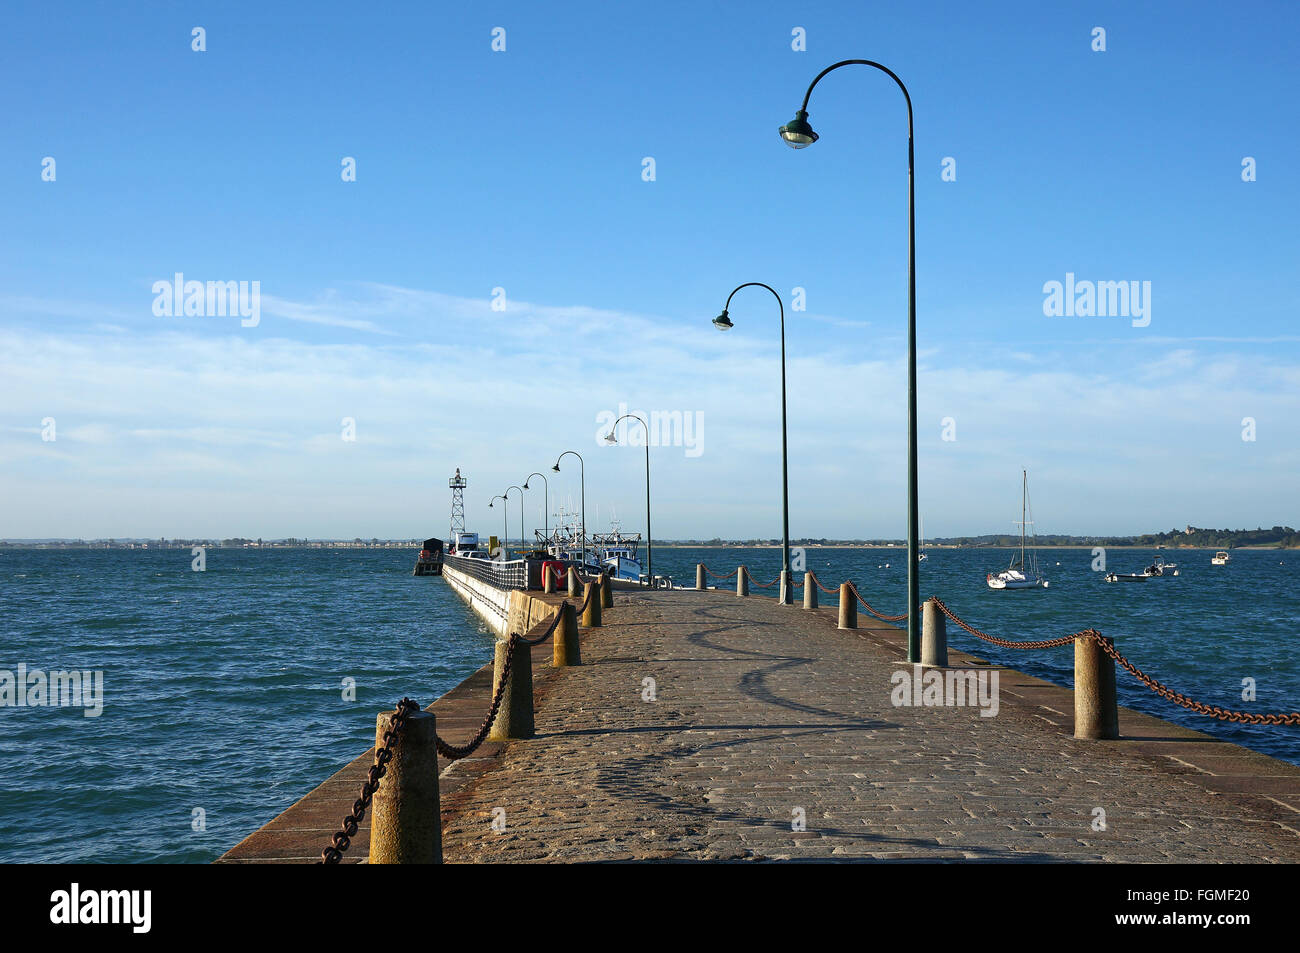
551 464 560 473
712 309 734 330
779 110 818 149
523 481 530 490
604 432 617 444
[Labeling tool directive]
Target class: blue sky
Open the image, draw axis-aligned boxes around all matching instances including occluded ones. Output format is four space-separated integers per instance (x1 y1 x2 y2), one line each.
2 1 1297 540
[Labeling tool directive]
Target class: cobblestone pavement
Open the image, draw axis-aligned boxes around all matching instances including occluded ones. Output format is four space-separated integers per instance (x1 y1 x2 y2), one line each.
439 589 1300 862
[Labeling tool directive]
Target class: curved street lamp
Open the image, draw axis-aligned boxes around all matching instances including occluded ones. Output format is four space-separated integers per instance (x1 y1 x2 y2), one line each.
551 450 586 563
504 485 524 552
603 413 652 588
713 282 792 604
488 495 508 555
523 472 549 545
779 58 922 661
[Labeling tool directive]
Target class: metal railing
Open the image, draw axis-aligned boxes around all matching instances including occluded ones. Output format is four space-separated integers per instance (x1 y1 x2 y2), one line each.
444 554 527 590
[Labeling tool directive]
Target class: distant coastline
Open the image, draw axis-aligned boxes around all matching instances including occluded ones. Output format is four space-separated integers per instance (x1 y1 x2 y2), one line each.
3 528 1297 552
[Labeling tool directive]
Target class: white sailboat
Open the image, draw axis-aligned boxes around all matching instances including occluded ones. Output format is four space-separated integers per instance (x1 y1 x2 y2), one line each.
986 470 1048 590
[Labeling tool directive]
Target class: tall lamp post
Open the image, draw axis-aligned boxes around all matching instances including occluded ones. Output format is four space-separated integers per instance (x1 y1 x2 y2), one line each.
504 485 524 552
603 414 652 588
779 59 922 662
552 450 586 563
488 495 507 555
712 282 792 604
523 472 549 546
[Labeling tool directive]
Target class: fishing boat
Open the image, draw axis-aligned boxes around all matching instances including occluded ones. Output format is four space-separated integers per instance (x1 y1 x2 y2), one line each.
412 537 444 576
1143 555 1179 577
1211 551 1230 566
986 470 1048 590
538 511 644 583
592 526 643 582
1104 571 1148 583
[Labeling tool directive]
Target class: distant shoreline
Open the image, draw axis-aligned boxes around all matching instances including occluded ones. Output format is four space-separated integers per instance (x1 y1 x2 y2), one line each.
3 542 1294 552
658 544 1296 551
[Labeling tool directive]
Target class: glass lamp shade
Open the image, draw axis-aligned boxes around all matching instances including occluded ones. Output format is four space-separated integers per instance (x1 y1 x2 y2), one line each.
779 110 818 149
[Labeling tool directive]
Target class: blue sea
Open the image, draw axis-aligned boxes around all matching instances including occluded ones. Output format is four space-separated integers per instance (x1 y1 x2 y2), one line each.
1 545 1296 863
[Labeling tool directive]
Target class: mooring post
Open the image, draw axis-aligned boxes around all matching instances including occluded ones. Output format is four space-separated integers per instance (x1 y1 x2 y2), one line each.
600 572 613 609
1074 634 1120 740
696 563 706 590
566 567 581 597
837 582 857 629
553 600 581 667
368 709 442 864
736 566 749 597
921 597 948 667
543 564 556 594
488 637 535 740
582 580 603 627
803 572 818 610
779 570 793 605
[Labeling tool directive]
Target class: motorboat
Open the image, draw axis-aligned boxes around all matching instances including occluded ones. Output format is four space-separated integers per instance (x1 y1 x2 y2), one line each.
1211 551 1230 566
1143 555 1179 577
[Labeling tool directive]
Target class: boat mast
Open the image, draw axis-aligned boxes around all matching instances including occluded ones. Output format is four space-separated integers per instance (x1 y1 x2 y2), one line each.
1020 469 1027 572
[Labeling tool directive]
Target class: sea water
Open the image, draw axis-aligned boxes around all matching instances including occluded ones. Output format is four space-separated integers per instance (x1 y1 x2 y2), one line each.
0 545 1295 862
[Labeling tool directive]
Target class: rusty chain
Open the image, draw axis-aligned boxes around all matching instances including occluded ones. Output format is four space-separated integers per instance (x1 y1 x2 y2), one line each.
932 597 1300 723
846 581 909 622
931 596 1082 649
435 634 519 759
436 585 597 759
517 600 567 646
809 571 840 595
1095 638 1300 725
702 564 739 580
319 697 419 864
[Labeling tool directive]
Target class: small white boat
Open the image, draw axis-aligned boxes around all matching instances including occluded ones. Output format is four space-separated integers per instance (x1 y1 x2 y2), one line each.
1143 556 1179 577
987 470 1048 590
1211 551 1230 566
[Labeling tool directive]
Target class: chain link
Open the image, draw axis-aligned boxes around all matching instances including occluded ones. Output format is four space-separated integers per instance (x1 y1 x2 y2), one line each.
932 597 1300 723
1095 637 1300 725
809 571 840 595
931 596 1080 648
435 633 519 759
319 697 419 864
847 581 909 622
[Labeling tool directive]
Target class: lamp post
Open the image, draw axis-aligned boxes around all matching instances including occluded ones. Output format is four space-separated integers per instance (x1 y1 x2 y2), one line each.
712 282 792 604
552 450 586 563
779 59 921 660
603 414 652 588
504 485 524 552
488 495 507 556
523 472 549 546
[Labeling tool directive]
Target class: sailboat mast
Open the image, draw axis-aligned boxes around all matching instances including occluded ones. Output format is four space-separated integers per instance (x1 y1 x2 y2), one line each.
1020 469 1027 569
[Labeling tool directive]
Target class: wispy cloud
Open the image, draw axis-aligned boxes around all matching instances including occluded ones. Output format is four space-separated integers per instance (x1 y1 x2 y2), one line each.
1 284 1297 539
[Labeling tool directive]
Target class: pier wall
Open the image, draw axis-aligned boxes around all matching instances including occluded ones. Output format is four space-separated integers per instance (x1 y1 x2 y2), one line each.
442 561 556 637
